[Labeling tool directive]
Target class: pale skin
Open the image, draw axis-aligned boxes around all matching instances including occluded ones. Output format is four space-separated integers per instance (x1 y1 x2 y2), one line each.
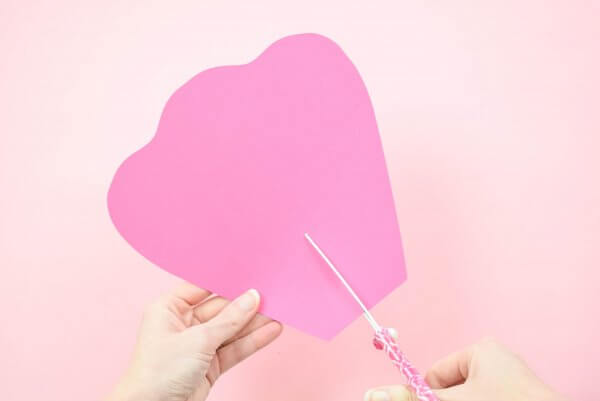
105 283 282 401
107 285 566 401
364 338 568 401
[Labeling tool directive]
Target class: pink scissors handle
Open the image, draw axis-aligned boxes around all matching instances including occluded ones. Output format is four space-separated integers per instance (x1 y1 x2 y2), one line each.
373 328 439 401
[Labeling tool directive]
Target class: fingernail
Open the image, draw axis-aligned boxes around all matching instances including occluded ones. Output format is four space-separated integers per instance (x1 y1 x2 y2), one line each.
364 390 390 401
238 289 259 311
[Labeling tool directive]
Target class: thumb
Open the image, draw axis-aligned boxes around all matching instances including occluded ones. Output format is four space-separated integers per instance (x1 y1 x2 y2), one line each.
364 384 470 401
187 289 261 350
433 384 472 401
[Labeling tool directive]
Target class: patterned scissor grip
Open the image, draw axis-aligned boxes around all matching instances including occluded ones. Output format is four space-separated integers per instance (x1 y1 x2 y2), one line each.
373 328 439 401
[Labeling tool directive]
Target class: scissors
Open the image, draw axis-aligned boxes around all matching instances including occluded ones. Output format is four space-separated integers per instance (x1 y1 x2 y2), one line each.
305 233 439 401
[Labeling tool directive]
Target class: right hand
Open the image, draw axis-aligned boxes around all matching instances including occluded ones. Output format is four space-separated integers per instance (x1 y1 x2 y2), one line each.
364 338 567 401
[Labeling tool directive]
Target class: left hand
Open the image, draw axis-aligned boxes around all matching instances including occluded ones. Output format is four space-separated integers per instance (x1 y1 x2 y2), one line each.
106 283 282 401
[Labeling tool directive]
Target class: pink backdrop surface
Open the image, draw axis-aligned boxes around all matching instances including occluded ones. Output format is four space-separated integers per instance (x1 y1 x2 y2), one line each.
1 1 599 400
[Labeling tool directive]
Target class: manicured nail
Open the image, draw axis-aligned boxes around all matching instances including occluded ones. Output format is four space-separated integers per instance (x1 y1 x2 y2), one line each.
239 289 259 311
364 390 390 401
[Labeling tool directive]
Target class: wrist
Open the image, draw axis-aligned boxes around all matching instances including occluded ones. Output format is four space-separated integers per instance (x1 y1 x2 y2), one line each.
105 373 156 401
526 381 568 401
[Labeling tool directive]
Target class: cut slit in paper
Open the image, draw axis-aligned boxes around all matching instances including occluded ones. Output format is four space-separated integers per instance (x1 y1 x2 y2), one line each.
107 33 406 339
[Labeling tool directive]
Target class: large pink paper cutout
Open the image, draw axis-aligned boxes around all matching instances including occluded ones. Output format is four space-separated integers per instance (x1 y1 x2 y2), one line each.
107 33 405 339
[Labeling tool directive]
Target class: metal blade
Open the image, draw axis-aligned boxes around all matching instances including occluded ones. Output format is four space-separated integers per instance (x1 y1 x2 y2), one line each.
304 232 380 331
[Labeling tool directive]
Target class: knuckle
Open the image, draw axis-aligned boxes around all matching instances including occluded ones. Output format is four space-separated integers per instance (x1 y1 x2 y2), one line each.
213 310 244 333
223 316 242 331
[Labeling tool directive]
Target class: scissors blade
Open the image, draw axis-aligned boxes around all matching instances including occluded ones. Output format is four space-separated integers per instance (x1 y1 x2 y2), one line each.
304 233 380 331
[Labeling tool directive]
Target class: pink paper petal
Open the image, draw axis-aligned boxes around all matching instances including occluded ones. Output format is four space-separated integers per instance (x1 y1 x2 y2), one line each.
107 33 406 339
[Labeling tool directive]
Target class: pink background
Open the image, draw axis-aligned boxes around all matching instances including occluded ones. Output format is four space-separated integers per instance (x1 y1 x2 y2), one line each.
1 1 598 400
